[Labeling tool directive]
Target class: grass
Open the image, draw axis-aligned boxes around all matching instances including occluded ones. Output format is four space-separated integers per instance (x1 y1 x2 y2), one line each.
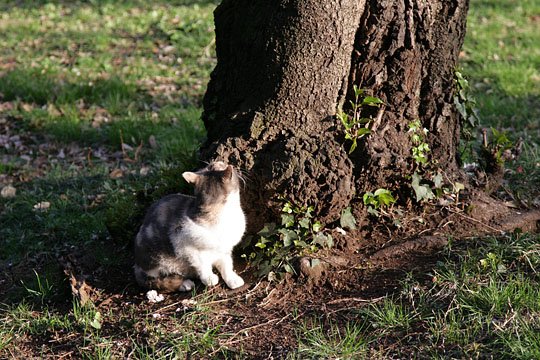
0 0 539 358
0 1 217 357
460 0 540 203
314 232 540 358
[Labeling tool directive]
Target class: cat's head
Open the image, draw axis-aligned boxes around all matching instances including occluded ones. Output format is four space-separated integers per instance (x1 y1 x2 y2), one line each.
182 161 242 204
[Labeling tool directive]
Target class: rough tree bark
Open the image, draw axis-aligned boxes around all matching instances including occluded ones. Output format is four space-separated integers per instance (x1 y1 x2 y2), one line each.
201 0 469 232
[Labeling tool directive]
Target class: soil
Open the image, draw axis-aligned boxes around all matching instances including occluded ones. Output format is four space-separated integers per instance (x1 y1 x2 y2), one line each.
1 192 538 359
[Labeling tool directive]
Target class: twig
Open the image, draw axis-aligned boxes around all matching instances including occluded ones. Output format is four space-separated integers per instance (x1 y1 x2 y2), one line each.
86 148 93 167
448 209 505 235
133 140 143 162
154 280 264 313
327 295 386 305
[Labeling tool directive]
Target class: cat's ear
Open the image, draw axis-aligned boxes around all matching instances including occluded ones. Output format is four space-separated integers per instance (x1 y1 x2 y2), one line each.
223 165 233 180
182 172 199 184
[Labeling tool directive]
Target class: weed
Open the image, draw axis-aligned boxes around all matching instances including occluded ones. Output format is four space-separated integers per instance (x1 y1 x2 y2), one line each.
21 270 55 305
361 299 420 333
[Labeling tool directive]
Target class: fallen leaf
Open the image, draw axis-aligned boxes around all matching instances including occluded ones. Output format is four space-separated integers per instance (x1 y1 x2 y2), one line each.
20 102 35 112
162 45 176 54
33 201 51 211
68 273 92 306
1 185 16 198
109 168 124 179
92 107 110 128
47 103 62 117
140 166 150 176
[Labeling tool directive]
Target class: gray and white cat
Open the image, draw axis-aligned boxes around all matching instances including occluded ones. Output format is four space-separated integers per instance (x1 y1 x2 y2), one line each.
133 161 246 293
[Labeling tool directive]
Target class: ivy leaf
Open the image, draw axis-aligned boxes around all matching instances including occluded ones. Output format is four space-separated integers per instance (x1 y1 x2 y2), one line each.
373 188 396 206
298 217 310 229
340 207 357 231
283 263 295 274
453 181 465 193
257 223 276 237
433 172 444 189
255 236 268 249
281 213 295 228
313 233 333 248
282 202 293 214
278 228 298 247
89 311 102 330
411 172 435 202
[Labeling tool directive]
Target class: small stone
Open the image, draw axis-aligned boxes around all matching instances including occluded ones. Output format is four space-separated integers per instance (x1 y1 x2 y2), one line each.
1 185 16 198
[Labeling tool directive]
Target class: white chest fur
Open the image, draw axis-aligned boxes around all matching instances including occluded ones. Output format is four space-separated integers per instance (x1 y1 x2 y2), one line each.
172 191 246 255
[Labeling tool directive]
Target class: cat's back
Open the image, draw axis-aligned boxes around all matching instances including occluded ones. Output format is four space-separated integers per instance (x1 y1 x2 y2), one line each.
141 193 194 234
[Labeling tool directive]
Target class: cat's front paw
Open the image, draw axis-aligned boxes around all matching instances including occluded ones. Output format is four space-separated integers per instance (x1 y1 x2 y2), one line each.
178 279 195 292
201 273 219 287
224 273 245 289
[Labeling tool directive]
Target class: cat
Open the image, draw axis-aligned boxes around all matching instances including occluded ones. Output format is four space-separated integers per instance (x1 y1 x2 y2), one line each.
133 161 246 293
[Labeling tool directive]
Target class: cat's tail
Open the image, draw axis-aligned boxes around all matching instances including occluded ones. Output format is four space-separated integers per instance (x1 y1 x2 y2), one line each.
134 265 193 293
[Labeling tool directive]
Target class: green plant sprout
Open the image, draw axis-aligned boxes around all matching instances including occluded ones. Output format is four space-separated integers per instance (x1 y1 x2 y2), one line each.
337 85 383 153
21 270 55 305
363 188 397 217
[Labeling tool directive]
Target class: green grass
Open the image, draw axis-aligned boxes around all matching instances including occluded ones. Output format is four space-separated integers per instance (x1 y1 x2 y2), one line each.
0 1 216 356
297 319 369 359
0 0 539 358
461 0 540 131
315 232 540 358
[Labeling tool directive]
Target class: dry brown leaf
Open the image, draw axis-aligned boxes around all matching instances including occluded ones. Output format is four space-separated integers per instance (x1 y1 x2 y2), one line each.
33 201 51 211
68 272 93 306
1 185 16 198
47 104 62 117
109 168 124 179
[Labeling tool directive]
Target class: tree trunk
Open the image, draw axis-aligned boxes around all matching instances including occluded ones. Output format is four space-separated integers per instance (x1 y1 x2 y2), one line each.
201 0 469 232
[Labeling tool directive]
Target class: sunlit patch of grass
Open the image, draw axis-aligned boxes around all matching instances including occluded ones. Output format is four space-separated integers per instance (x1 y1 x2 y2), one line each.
288 232 540 358
297 319 369 359
460 0 540 203
375 233 540 357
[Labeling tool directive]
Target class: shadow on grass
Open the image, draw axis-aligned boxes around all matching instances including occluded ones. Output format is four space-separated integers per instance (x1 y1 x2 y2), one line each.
0 165 194 305
0 68 139 109
0 67 206 153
